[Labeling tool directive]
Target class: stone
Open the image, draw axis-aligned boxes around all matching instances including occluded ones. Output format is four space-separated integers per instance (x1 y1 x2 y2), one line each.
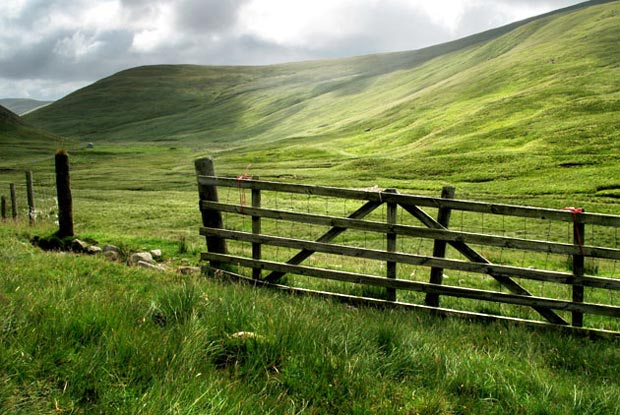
103 244 120 253
129 252 155 265
150 249 162 261
86 245 102 255
71 239 89 253
230 331 264 341
104 251 119 262
136 260 166 272
177 266 201 275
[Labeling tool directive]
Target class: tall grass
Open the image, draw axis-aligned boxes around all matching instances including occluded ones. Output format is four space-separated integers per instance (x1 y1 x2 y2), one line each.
1 225 619 414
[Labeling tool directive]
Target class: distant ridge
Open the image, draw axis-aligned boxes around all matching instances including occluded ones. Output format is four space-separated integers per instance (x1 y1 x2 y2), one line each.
0 98 53 115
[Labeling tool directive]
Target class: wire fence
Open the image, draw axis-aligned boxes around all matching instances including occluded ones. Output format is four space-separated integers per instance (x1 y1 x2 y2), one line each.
0 169 58 225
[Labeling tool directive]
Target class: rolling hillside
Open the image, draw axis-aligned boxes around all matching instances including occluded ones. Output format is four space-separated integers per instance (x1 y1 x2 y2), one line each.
22 0 620 199
0 105 65 168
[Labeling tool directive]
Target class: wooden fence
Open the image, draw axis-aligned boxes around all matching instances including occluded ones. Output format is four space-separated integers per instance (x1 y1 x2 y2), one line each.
195 158 620 335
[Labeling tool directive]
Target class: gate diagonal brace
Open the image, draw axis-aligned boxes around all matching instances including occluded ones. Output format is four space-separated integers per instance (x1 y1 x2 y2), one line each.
399 202 569 326
263 200 383 283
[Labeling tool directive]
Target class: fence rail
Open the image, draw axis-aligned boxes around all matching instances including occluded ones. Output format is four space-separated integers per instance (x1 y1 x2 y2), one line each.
196 158 620 335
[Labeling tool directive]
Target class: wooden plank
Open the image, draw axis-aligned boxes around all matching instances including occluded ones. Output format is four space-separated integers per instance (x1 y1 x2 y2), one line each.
386 189 398 301
202 252 620 318
9 183 17 222
26 171 35 226
572 212 586 327
426 186 455 307
1 195 6 220
200 227 620 290
252 180 261 280
201 201 620 260
198 176 620 227
55 150 74 237
195 158 227 267
263 200 383 283
400 203 569 325
209 267 620 338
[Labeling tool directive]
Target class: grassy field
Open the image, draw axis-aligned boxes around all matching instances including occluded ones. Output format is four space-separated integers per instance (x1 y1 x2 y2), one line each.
1 224 619 414
1 0 620 413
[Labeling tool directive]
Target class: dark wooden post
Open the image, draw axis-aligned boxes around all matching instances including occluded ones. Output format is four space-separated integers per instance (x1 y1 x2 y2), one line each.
10 183 17 222
252 177 262 280
55 149 74 238
385 189 398 301
425 186 456 307
572 210 585 327
195 157 227 269
1 195 6 221
26 170 35 226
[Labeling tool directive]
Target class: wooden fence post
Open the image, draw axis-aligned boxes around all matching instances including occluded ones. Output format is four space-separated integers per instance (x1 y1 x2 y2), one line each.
55 149 74 238
195 157 227 269
26 170 35 226
1 195 6 221
572 210 585 327
10 183 17 222
386 189 398 301
252 177 262 280
425 186 456 307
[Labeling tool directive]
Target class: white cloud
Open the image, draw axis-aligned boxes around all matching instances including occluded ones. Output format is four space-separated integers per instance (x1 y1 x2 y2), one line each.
53 32 103 61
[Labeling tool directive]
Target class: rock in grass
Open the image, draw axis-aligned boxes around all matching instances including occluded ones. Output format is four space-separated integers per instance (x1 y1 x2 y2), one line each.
103 244 120 253
71 239 89 253
130 252 155 265
104 251 120 262
150 249 162 261
136 260 167 272
177 266 201 275
86 245 102 255
230 331 265 341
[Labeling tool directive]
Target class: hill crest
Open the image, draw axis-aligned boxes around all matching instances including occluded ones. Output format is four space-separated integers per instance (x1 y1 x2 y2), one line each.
0 104 23 127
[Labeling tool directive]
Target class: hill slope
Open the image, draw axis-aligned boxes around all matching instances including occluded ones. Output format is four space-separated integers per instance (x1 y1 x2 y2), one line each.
0 104 22 126
23 0 620 198
0 105 65 168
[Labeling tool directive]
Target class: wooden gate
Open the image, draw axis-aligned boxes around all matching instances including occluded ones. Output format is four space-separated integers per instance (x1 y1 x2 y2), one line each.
196 158 620 335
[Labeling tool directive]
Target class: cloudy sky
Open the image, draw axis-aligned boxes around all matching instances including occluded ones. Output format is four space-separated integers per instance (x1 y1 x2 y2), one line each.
1 0 586 101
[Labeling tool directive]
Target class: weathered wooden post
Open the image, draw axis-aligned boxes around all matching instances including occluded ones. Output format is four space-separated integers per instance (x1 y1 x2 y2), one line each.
252 177 262 280
55 149 74 238
195 157 227 269
1 195 6 221
425 186 456 307
385 188 398 301
571 209 585 327
10 183 17 222
26 170 35 226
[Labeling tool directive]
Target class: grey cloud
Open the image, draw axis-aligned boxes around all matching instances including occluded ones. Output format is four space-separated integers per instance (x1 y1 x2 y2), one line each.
0 29 135 81
174 0 250 34
7 0 91 31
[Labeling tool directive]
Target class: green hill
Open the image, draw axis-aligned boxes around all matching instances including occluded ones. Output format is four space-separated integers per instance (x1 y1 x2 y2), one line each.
0 105 65 168
22 0 620 200
0 104 22 126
